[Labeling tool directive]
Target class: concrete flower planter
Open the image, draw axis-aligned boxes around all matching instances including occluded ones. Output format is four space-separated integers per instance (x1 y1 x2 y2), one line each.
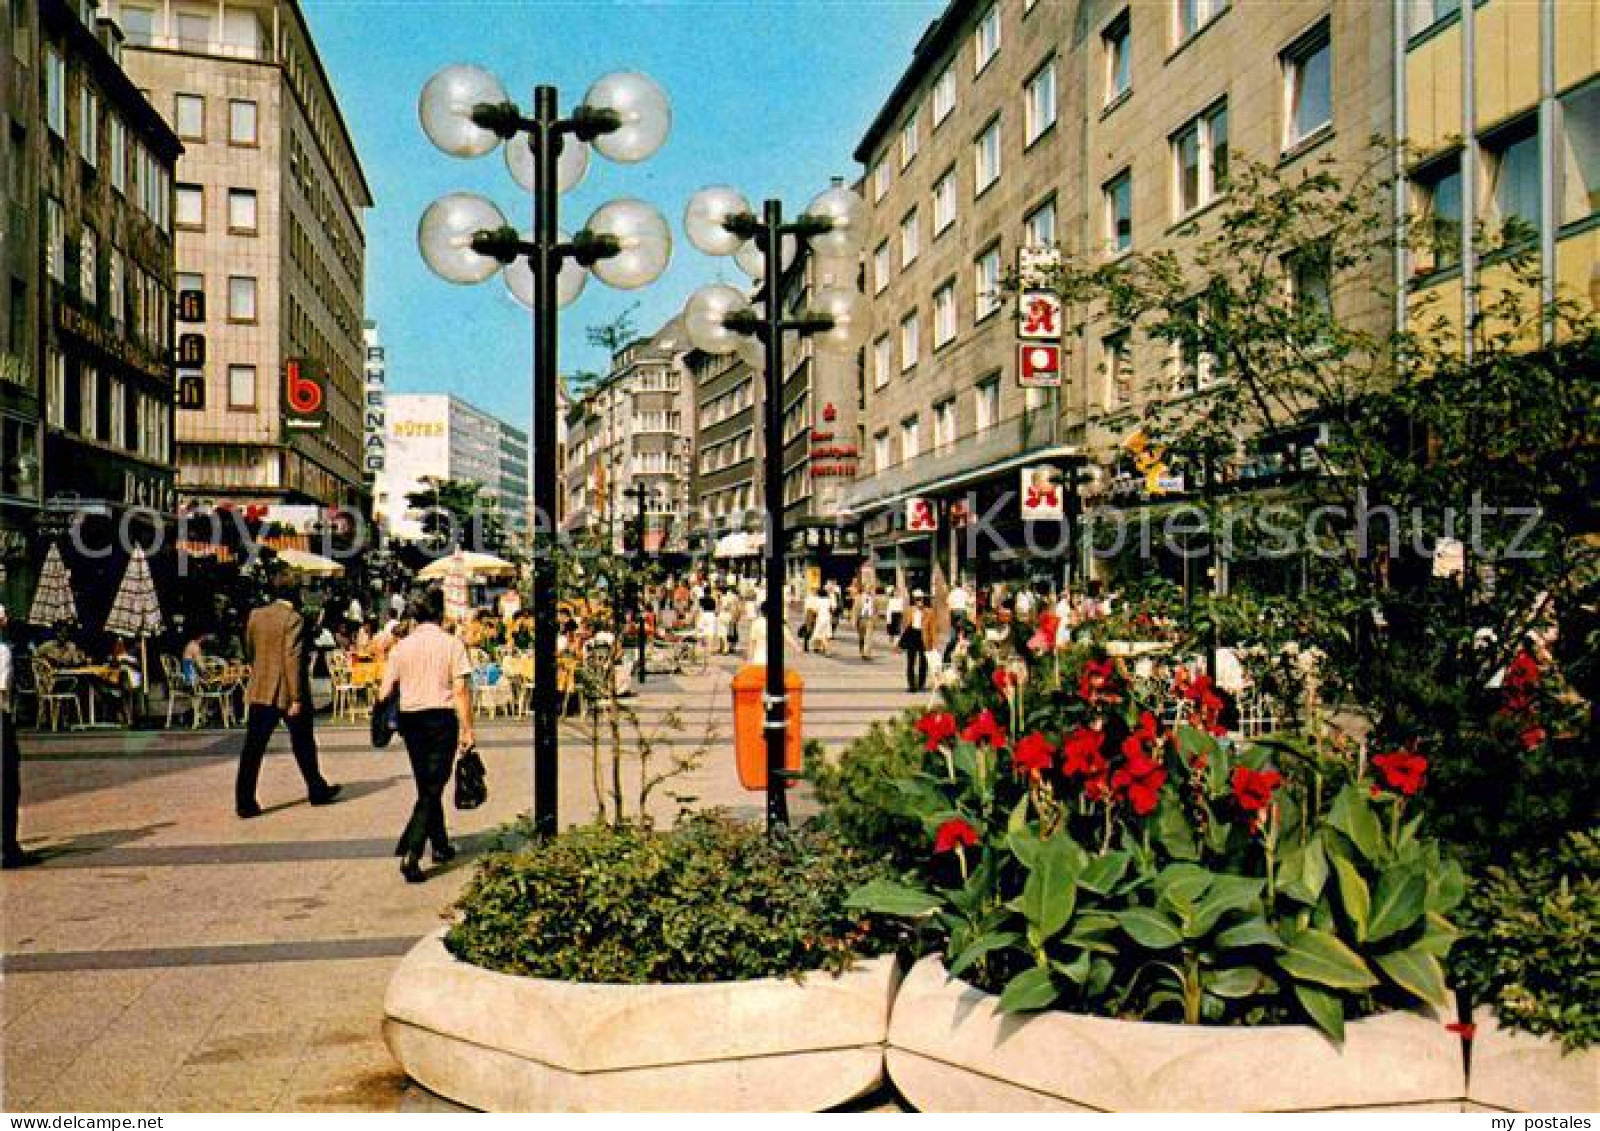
1466 1007 1599 1112
887 956 1466 1112
382 929 901 1112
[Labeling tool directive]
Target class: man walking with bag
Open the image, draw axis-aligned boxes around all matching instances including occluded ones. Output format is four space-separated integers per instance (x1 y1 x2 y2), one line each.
235 563 341 818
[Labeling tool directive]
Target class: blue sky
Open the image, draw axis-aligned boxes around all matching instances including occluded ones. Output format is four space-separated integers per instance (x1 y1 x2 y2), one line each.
304 0 945 428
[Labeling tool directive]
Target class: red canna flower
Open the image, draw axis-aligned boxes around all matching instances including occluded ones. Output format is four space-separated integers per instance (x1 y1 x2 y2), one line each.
1518 725 1547 751
1078 657 1120 704
962 709 1008 750
1027 611 1061 654
1111 749 1167 815
933 817 980 854
1120 710 1160 762
1373 749 1428 796
1061 726 1108 778
914 711 959 752
1231 765 1283 814
992 668 1017 695
1012 731 1055 776
1176 672 1228 735
1502 651 1542 714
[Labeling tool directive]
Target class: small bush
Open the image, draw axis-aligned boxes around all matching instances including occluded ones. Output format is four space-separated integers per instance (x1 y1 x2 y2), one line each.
804 723 925 870
1453 829 1599 1051
445 812 893 984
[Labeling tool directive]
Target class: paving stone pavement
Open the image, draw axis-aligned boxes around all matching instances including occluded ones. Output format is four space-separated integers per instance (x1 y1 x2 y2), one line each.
1 640 923 1112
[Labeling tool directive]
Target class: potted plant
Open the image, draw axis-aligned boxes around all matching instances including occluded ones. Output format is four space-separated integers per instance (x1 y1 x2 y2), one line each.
842 623 1468 1112
384 814 901 1112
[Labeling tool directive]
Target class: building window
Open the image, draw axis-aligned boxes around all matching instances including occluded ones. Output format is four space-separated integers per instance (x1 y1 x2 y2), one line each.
1560 83 1600 224
79 86 98 167
1025 197 1057 247
1483 116 1541 242
80 228 97 306
932 63 956 126
1412 154 1462 274
1176 0 1227 43
45 197 64 282
1406 0 1461 39
80 364 98 439
872 241 891 295
227 275 257 322
108 114 126 192
108 248 124 326
1104 10 1132 105
899 312 919 371
174 92 204 141
228 188 258 233
1173 296 1223 393
900 108 920 169
975 5 1001 73
1283 21 1332 150
1286 241 1333 321
872 159 891 203
933 280 957 348
900 208 920 268
1173 100 1228 216
228 364 256 408
45 349 66 428
975 245 1002 321
974 376 999 432
873 335 892 389
229 99 257 145
1103 330 1131 408
177 270 203 302
45 46 65 135
1104 169 1133 254
933 398 957 448
118 4 155 40
176 183 203 228
1024 59 1057 146
975 117 1002 195
175 9 212 47
900 415 921 461
874 430 891 471
932 167 957 234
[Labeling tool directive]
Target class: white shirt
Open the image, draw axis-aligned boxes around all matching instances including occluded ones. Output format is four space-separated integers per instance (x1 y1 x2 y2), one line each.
0 638 12 713
948 586 970 613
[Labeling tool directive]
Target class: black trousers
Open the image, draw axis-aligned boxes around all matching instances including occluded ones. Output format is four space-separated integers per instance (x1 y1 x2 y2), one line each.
903 630 928 692
235 702 330 810
395 709 458 860
2 709 20 856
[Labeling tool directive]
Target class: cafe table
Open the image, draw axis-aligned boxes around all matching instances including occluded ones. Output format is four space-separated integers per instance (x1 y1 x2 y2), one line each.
53 665 123 728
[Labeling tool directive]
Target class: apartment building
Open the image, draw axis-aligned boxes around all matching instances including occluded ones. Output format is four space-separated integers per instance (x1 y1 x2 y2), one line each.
377 393 528 544
848 0 1394 591
562 318 694 555
110 0 372 514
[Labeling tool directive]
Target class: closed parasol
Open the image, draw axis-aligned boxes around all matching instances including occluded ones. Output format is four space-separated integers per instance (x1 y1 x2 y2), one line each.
28 542 78 627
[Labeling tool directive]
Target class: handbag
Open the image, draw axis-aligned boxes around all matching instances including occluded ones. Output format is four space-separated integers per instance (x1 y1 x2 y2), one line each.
454 744 488 810
370 691 399 748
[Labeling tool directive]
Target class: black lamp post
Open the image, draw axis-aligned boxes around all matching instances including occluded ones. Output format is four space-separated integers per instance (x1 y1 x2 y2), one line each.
623 480 649 683
681 185 868 829
417 65 673 836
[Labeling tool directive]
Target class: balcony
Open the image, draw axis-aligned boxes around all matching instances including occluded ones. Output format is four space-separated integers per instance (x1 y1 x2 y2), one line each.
843 409 1061 512
120 28 271 63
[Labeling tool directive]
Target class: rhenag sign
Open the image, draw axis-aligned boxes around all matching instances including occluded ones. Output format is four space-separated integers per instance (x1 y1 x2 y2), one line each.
364 344 386 476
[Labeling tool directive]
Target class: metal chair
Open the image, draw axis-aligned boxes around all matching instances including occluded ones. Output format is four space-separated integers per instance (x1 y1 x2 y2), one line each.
326 651 370 722
160 655 197 728
193 657 238 729
31 660 82 731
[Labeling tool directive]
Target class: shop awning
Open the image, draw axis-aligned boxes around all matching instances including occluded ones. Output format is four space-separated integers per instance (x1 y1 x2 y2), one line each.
712 531 766 559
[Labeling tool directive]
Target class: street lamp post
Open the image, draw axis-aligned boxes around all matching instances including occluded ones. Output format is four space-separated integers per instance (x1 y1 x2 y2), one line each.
681 184 867 829
624 480 649 683
417 65 672 836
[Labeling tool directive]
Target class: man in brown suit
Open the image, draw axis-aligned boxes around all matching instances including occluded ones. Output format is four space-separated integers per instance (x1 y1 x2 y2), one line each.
235 564 340 818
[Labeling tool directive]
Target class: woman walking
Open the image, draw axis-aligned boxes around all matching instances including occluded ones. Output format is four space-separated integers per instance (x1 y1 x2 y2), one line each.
899 590 930 693
379 587 475 883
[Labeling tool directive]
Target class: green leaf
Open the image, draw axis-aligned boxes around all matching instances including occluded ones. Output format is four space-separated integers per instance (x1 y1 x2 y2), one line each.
1216 916 1285 950
1154 863 1213 910
1118 907 1184 950
998 966 1062 1013
1426 858 1466 914
1053 950 1092 985
1329 784 1384 861
1299 833 1330 902
1007 827 1042 870
1206 965 1270 1000
1078 851 1131 896
1331 854 1372 941
1366 866 1427 944
1374 945 1449 1007
1187 875 1264 938
1412 911 1459 957
845 879 942 918
1020 835 1080 943
1006 793 1032 838
1293 980 1346 1042
1155 803 1200 861
947 931 1023 979
1277 929 1379 990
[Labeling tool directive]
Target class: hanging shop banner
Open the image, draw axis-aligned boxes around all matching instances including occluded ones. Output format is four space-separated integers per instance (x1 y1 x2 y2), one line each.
1018 342 1062 388
1020 465 1065 521
177 370 206 411
906 497 939 533
1017 246 1061 290
1018 291 1063 341
284 358 328 431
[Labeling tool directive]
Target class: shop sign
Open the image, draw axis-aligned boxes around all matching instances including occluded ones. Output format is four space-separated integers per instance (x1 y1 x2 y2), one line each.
1018 291 1062 341
54 302 166 381
177 371 206 410
1020 465 1065 521
284 358 327 432
1018 342 1062 388
906 497 938 532
176 289 205 323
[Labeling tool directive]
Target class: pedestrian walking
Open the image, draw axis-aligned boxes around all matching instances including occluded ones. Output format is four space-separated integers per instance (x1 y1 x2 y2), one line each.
1 605 35 869
379 587 475 884
900 591 930 693
234 564 341 819
886 588 905 641
855 588 877 659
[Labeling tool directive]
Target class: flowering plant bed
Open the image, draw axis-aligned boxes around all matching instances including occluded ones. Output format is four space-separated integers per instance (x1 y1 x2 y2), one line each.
844 621 1465 1040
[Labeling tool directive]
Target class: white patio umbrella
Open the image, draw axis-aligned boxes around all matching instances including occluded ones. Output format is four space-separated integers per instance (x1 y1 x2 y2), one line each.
104 545 164 696
443 564 471 626
275 548 346 576
28 542 78 628
417 549 516 581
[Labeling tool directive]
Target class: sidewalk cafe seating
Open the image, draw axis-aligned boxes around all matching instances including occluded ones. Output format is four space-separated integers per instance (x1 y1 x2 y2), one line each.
30 659 83 731
193 657 239 729
160 655 198 728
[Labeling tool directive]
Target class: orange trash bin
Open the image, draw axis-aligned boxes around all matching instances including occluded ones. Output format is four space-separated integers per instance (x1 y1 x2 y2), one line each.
732 664 803 790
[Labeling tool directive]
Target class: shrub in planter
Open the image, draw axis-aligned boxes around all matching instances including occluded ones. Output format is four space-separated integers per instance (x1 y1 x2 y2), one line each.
1452 828 1599 1051
846 622 1464 1040
447 811 895 983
